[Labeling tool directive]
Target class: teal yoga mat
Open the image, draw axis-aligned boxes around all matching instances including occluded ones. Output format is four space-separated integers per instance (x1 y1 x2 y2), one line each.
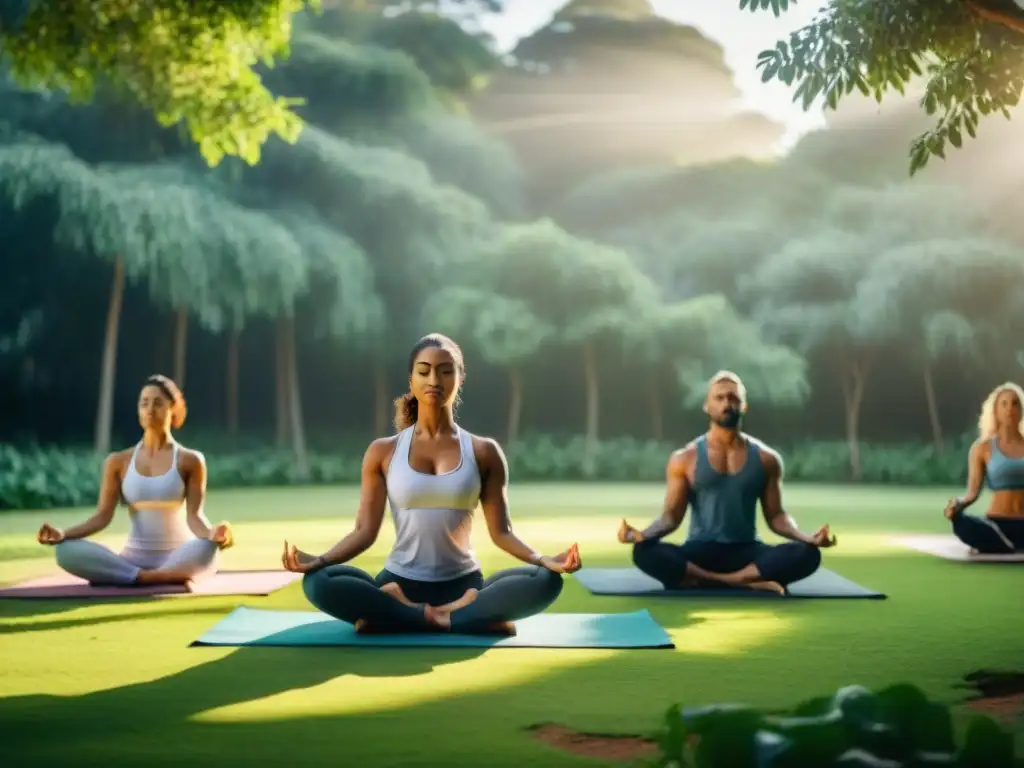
575 567 885 599
192 606 675 649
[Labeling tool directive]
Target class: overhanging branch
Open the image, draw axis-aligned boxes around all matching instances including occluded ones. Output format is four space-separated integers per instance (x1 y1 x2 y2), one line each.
964 0 1024 34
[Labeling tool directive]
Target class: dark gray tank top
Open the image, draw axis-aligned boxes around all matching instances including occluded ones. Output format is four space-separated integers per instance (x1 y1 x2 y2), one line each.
686 436 766 544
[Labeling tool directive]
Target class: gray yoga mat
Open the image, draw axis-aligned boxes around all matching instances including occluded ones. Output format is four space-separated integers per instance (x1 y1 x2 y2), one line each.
890 535 1024 563
574 567 885 599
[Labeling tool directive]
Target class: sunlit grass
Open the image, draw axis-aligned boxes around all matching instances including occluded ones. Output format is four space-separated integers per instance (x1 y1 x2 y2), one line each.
0 482 1020 765
667 608 795 656
193 647 621 723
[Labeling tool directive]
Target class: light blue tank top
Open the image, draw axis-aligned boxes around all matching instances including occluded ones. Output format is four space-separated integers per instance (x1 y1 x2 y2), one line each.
685 436 766 544
986 438 1024 491
121 442 192 551
383 426 482 581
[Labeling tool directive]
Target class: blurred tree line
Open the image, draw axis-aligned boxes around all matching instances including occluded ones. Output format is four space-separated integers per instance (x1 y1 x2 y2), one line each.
2 0 1024 489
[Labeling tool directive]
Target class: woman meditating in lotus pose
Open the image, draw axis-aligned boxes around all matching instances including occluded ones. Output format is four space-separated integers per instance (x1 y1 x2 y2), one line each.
944 381 1024 553
36 375 234 587
282 333 580 634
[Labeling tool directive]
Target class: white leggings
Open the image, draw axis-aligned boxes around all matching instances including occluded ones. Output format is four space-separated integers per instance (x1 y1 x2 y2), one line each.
54 538 219 586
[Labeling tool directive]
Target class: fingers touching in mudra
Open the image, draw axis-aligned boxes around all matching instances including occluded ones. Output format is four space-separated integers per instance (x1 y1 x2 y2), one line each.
37 523 65 545
281 541 320 573
540 543 581 573
811 524 837 548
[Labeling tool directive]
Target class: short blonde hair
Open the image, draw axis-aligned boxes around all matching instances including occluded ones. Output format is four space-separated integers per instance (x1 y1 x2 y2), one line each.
707 370 747 408
977 381 1024 441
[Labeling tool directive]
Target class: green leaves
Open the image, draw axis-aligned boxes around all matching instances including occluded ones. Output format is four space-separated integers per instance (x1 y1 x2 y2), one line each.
657 294 809 409
739 0 792 17
657 682 1013 767
0 0 318 167
420 287 554 367
480 219 656 343
748 0 1024 175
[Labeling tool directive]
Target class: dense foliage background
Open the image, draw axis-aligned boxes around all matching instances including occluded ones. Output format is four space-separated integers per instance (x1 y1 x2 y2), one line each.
3 0 1024 507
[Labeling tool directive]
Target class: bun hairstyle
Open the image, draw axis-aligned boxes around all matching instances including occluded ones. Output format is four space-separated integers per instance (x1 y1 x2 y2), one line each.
145 374 188 429
393 333 465 432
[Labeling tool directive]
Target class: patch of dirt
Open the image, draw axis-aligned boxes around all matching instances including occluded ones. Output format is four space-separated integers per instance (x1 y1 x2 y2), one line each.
528 723 658 762
961 670 1024 722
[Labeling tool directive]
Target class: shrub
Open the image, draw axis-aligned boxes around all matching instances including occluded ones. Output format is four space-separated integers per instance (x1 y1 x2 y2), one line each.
653 683 1016 767
0 435 972 510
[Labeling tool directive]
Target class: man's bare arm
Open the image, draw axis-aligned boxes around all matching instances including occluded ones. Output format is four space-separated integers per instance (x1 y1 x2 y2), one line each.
760 449 815 544
636 449 692 542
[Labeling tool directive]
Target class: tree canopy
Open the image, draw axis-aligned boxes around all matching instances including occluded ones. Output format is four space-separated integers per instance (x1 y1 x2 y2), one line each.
750 0 1024 173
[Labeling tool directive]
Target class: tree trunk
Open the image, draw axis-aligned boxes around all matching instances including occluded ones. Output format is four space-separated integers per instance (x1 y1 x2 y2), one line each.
507 367 523 445
172 306 188 388
374 361 389 436
923 364 944 451
582 342 600 477
839 353 870 481
226 328 240 440
283 316 310 480
275 319 290 446
649 375 664 442
94 258 125 455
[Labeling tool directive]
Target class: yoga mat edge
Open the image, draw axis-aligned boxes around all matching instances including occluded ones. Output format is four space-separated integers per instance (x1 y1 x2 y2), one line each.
573 567 886 599
889 535 1024 563
0 570 302 599
191 606 675 649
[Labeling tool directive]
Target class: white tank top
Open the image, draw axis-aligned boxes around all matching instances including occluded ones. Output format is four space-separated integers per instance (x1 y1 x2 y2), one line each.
121 443 193 551
383 425 482 581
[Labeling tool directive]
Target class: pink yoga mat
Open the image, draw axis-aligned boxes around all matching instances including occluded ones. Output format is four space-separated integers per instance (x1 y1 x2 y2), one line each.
0 570 302 599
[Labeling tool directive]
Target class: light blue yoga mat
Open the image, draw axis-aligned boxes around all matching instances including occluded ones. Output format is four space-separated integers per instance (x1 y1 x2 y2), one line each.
192 606 675 649
575 567 886 599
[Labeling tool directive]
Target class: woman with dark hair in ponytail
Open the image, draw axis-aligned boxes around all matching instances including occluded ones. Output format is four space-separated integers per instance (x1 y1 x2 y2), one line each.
37 375 234 588
282 333 580 634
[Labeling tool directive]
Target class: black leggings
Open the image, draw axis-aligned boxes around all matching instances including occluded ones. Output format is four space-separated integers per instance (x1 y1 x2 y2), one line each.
632 539 822 589
952 514 1024 554
302 564 564 632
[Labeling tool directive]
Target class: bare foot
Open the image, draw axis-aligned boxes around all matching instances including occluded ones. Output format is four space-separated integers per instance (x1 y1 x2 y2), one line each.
354 619 398 635
134 566 195 586
423 604 451 631
435 588 479 613
380 582 418 608
746 580 786 595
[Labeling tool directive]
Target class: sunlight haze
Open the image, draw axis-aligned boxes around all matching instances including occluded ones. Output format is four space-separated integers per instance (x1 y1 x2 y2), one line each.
478 0 828 146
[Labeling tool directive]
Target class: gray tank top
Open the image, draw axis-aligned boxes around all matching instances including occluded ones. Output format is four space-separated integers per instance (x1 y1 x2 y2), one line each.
383 425 482 581
686 436 767 544
121 442 192 551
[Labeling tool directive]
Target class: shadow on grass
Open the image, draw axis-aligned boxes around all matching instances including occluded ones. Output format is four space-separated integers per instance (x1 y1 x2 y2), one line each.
0 641 489 762
3 550 1021 766
0 591 251 625
0 604 230 635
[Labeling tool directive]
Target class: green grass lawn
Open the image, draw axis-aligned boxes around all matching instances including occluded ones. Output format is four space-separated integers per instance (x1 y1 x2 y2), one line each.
1 483 1020 766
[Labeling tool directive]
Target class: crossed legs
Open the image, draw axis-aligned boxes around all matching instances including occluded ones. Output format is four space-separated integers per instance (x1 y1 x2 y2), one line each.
303 564 564 633
632 539 822 593
950 514 1024 554
55 538 219 587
